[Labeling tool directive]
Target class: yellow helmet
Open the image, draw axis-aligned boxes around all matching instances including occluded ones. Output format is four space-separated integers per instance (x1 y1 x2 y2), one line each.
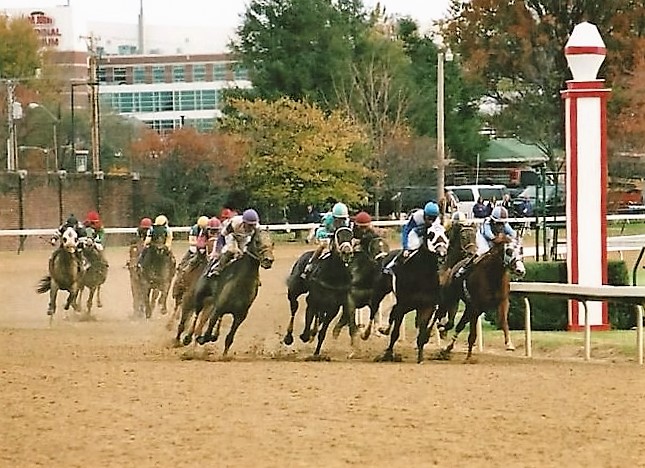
197 215 209 228
154 214 168 226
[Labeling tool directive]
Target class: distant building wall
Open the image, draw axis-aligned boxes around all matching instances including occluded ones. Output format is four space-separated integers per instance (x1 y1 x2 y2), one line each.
0 172 157 251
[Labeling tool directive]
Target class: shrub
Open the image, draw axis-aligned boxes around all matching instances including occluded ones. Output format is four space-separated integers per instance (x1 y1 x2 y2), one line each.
485 260 634 331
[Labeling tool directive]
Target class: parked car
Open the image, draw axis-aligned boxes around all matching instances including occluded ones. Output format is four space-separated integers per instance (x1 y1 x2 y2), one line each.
446 184 507 217
513 185 565 216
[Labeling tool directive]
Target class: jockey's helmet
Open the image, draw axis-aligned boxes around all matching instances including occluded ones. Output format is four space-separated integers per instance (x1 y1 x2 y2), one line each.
491 206 508 223
451 211 466 222
139 217 153 228
354 211 372 226
242 209 260 225
332 202 349 219
197 215 209 228
424 201 440 218
208 217 221 230
66 214 78 226
86 211 100 223
220 208 234 220
154 215 169 226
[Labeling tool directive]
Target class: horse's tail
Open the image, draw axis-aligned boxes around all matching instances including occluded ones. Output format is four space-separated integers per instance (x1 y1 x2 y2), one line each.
36 275 52 294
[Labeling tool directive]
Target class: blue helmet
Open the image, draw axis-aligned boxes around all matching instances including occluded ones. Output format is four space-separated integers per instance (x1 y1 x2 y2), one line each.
491 206 508 222
423 201 439 217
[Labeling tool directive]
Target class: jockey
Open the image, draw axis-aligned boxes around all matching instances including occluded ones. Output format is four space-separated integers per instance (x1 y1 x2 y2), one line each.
208 208 260 276
301 202 350 279
136 217 153 241
383 201 440 274
455 205 516 279
177 215 209 272
83 210 105 251
351 211 379 252
51 214 86 246
137 215 172 268
207 217 222 260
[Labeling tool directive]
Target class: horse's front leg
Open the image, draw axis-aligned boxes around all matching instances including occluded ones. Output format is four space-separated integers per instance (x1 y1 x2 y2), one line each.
300 300 315 343
85 287 96 317
376 304 406 361
158 280 171 315
284 289 301 346
415 305 436 363
498 297 514 351
311 308 340 358
47 284 58 318
362 275 391 340
198 306 221 344
96 285 103 308
466 313 483 360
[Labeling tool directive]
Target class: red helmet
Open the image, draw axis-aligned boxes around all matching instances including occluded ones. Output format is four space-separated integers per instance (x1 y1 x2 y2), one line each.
86 210 100 223
354 211 372 226
220 208 234 219
139 217 153 228
208 217 221 229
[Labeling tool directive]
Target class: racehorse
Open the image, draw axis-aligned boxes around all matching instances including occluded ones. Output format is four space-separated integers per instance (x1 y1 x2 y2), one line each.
138 237 176 319
436 219 477 336
283 227 354 359
176 229 274 357
77 239 109 318
36 227 82 321
361 222 449 363
331 235 390 340
127 240 145 318
437 234 525 360
169 238 216 329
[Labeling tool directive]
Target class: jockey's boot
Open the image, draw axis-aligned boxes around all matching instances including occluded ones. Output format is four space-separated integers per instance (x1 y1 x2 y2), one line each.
383 254 399 275
455 255 476 280
208 251 233 277
300 262 314 280
136 246 149 270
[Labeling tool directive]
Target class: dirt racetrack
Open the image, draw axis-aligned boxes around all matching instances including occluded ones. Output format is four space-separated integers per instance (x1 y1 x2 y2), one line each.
1 243 644 468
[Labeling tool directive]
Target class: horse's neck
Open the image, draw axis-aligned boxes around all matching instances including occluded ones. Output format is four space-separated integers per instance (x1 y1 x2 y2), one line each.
475 247 505 278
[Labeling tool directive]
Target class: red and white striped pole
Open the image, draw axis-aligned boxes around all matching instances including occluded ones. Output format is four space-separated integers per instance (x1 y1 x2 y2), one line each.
562 22 611 330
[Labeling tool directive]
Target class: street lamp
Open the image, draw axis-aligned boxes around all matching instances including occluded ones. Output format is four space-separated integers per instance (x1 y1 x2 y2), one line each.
28 102 59 171
436 49 453 201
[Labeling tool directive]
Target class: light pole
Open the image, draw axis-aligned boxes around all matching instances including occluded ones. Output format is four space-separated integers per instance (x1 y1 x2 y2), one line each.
28 102 59 171
436 49 453 201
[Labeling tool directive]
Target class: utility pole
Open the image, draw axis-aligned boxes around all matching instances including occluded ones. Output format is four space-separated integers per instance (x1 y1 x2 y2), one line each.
6 80 17 171
82 34 101 175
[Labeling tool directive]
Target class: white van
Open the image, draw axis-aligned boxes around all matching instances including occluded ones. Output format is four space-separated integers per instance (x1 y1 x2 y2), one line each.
446 184 506 217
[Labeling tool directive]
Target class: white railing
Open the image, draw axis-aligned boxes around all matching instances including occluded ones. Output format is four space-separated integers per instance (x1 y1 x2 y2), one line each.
509 282 645 365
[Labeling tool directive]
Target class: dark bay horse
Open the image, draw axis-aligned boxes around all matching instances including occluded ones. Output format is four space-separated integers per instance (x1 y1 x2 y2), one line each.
283 227 354 359
436 220 477 336
177 229 274 357
332 235 390 340
362 223 449 362
437 235 525 360
127 240 145 318
77 240 109 318
36 227 82 322
139 239 176 319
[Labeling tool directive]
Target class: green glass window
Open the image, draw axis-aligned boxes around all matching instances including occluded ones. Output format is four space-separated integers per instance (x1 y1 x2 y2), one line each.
212 63 227 81
193 64 206 82
159 91 173 111
97 67 107 83
113 67 127 83
119 93 134 112
152 65 165 83
173 65 185 82
200 89 217 109
139 92 154 112
133 66 146 84
179 91 196 111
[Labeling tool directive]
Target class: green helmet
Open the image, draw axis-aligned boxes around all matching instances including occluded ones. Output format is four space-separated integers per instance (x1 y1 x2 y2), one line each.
332 202 349 219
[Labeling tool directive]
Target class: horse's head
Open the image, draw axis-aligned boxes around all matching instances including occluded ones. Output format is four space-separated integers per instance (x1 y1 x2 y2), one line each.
248 229 275 270
60 227 78 252
333 227 354 264
502 236 526 277
426 223 448 258
366 236 390 262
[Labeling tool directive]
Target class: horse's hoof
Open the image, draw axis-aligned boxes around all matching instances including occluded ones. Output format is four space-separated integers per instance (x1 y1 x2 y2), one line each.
375 351 399 362
432 349 452 361
182 335 192 346
305 354 330 362
283 334 294 346
196 335 208 346
172 340 183 348
505 343 516 351
97 304 103 308
299 333 309 343
46 309 54 316
377 327 390 336
160 308 168 316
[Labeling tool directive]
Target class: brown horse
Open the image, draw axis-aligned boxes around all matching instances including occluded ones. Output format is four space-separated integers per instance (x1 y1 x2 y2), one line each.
177 229 275 357
36 227 82 322
77 240 109 318
437 235 525 360
138 239 176 319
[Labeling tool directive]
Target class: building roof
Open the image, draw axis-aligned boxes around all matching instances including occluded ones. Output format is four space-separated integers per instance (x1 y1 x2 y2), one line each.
481 138 548 164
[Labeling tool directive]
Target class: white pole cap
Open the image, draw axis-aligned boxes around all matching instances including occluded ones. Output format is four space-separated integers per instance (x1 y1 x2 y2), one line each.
564 22 606 81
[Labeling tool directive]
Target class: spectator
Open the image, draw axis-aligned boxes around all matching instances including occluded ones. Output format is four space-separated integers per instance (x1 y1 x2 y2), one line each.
519 196 534 217
303 205 321 244
472 197 487 219
501 193 513 213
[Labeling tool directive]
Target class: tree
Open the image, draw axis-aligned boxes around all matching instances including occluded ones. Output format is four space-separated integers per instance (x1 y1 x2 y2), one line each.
230 0 369 107
443 0 645 168
221 97 371 217
0 16 40 79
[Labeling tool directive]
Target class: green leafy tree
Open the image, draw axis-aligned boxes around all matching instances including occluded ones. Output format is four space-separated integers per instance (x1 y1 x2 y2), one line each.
230 0 369 107
443 0 645 168
221 97 370 216
0 16 40 79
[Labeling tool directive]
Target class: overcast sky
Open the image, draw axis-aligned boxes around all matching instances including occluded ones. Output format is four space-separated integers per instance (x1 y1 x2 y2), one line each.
2 0 452 28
